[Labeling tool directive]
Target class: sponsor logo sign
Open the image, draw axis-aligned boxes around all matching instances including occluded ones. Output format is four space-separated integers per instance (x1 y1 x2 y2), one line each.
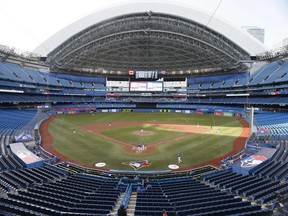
240 155 267 168
122 160 151 170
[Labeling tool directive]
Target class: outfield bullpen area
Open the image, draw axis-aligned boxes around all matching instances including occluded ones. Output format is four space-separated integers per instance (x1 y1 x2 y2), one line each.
40 113 250 171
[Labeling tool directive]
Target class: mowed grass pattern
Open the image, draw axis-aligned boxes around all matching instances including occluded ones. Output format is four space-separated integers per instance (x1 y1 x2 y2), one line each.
48 113 243 170
101 126 185 145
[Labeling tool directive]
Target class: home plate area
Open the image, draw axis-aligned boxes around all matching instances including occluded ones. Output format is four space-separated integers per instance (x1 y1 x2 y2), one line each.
132 143 147 153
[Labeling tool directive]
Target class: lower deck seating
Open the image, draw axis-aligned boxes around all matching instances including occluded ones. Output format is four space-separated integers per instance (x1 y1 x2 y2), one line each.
0 172 120 216
202 169 288 207
134 176 271 216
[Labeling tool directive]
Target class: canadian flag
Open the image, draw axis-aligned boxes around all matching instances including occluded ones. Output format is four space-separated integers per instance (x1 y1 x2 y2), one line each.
128 70 135 75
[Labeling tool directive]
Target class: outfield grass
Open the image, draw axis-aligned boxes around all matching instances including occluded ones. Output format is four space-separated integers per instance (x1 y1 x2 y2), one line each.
48 113 243 170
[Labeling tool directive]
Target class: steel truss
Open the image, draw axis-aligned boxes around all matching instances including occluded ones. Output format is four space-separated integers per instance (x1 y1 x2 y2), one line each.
47 13 251 74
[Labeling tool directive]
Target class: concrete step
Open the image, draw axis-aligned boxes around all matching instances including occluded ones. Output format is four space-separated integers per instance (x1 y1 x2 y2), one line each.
126 208 135 215
129 197 137 201
126 192 137 216
128 200 136 205
110 192 125 215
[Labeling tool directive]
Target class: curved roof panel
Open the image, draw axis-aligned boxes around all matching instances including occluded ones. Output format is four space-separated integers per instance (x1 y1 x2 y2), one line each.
34 2 267 73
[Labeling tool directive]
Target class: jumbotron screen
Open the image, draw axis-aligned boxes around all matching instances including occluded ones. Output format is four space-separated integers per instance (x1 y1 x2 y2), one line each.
136 71 158 79
129 81 163 92
127 70 162 79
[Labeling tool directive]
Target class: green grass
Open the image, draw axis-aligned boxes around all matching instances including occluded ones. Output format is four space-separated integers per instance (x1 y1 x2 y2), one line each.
48 113 243 170
101 126 185 145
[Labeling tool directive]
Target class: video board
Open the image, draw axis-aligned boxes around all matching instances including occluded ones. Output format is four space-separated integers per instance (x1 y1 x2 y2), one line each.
128 70 161 79
129 81 163 92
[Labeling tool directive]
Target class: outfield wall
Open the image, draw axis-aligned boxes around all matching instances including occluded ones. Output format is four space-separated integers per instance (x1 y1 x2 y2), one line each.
50 106 244 117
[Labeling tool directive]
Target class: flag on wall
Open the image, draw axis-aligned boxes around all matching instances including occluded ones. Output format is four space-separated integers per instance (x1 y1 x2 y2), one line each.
128 70 135 75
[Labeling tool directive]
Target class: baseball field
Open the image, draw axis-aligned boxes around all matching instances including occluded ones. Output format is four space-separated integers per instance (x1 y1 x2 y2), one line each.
40 112 250 171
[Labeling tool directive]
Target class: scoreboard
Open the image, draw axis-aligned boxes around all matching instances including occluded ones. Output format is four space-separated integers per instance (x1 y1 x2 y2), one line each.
136 71 158 79
128 70 160 79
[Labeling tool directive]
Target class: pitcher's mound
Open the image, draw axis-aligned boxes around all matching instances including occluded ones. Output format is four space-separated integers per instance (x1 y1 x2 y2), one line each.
133 131 154 136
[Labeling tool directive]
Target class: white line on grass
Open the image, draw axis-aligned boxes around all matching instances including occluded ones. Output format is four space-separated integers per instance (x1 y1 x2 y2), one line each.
76 132 84 136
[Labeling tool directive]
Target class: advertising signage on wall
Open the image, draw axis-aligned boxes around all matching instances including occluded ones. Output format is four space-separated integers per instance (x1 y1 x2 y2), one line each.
214 112 223 116
234 113 242 117
196 110 204 115
223 112 233 117
122 109 133 112
52 107 96 111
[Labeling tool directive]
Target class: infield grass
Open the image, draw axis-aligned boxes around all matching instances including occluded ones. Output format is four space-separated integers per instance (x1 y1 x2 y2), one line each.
101 126 185 144
48 113 243 170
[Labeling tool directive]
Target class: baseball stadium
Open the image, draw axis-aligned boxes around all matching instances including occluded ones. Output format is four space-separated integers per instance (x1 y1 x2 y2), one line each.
0 1 287 215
